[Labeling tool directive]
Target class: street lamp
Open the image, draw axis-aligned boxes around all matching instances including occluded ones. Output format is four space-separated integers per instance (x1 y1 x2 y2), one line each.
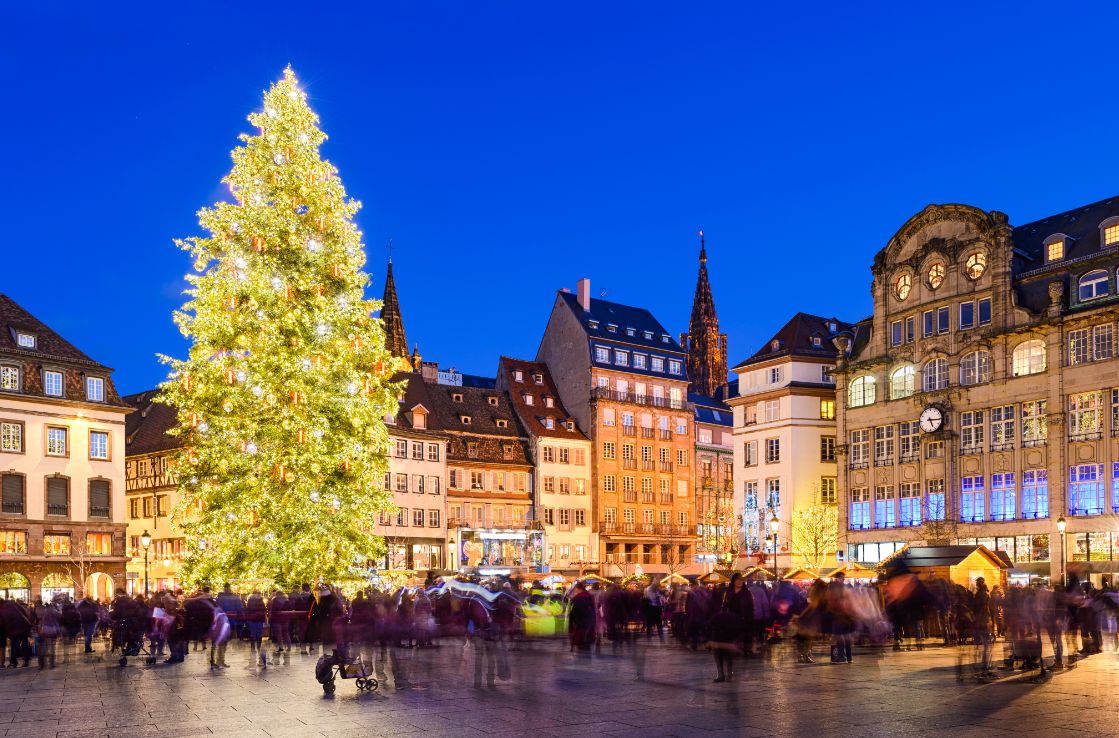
1056 515 1067 588
140 530 152 597
769 513 780 583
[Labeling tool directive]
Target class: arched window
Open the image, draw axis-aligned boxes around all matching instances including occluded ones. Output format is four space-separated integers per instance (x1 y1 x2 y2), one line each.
890 366 915 399
960 350 991 385
922 359 948 392
927 262 945 290
965 252 988 280
1078 270 1109 301
894 273 912 301
1012 340 1046 377
848 376 876 408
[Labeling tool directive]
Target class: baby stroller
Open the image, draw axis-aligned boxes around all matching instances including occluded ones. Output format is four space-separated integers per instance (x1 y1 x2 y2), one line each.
315 648 378 694
111 605 154 667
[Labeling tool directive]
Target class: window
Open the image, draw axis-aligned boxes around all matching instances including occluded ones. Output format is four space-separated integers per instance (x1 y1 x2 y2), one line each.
1069 325 1114 364
429 510 440 528
767 367 783 384
604 507 616 524
822 365 836 383
573 448 585 465
46 426 68 456
965 252 987 280
86 377 105 402
1069 391 1104 440
922 359 948 392
765 438 780 464
1070 464 1105 516
15 332 35 349
925 440 943 459
602 407 615 427
1079 270 1110 301
394 473 408 492
1022 400 1047 446
820 477 837 505
44 370 63 397
926 479 946 521
603 475 616 492
894 273 911 300
676 449 688 466
1 474 24 515
820 436 836 463
0 365 18 391
512 369 523 382
960 476 985 522
595 347 610 363
614 350 629 367
820 399 835 420
899 483 921 526
668 360 682 376
543 476 555 493
744 481 758 510
890 366 915 399
543 446 555 463
874 486 896 529
848 375 876 407
960 351 990 385
410 442 423 460
1012 340 1046 376
744 440 757 466
89 480 110 519
623 509 635 524
414 475 425 494
873 425 894 465
990 473 1016 521
1105 223 1119 246
83 430 110 461
904 316 915 343
765 479 780 511
960 411 984 454
46 476 69 517
43 534 70 556
396 507 408 526
0 421 22 453
922 310 934 338
86 532 112 556
927 262 945 289
558 509 571 528
602 441 616 460
1046 239 1064 262
1021 470 1048 519
633 354 647 369
413 509 425 527
395 439 408 458
651 357 664 373
959 301 975 330
990 405 1015 450
849 488 870 530
0 530 26 554
764 400 779 422
978 298 991 326
428 444 440 461
898 421 919 462
890 321 903 347
429 476 441 495
469 470 484 489
849 429 869 467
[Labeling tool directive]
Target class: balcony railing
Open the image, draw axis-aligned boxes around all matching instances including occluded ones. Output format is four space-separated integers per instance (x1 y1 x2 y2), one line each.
600 522 693 536
641 460 655 471
1 501 24 515
640 427 655 439
874 456 894 467
659 430 673 440
447 517 543 530
659 462 674 472
1069 431 1103 442
898 453 920 464
621 425 636 437
623 491 637 502
959 445 983 456
47 504 69 517
89 506 111 519
622 459 637 469
849 461 869 470
1022 438 1047 448
990 442 1015 452
592 387 692 411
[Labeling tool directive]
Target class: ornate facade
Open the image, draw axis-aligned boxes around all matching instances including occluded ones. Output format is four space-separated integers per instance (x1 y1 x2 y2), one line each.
681 233 728 398
835 196 1119 585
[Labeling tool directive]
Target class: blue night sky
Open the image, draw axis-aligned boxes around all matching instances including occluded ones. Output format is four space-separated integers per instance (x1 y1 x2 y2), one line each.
3 3 1117 394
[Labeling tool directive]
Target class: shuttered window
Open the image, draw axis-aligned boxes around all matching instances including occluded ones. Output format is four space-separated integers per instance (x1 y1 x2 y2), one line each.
89 480 110 519
46 477 69 516
1 474 24 515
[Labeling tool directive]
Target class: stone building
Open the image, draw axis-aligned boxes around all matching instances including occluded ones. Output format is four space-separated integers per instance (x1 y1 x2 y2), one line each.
424 371 540 575
496 357 595 575
692 392 735 568
729 313 853 573
834 196 1119 585
123 391 183 593
380 260 409 361
537 278 698 578
0 294 130 601
681 233 728 398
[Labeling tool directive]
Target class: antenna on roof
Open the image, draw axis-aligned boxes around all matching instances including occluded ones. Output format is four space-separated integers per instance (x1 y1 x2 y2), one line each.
386 237 395 264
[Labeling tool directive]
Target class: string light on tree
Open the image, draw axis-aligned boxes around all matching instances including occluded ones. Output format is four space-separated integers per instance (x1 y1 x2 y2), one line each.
159 66 398 588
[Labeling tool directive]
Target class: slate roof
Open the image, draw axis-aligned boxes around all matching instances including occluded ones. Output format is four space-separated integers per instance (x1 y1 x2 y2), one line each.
559 291 685 354
389 372 443 435
689 392 733 427
496 357 589 441
734 312 856 369
124 391 181 456
423 380 531 466
0 293 103 367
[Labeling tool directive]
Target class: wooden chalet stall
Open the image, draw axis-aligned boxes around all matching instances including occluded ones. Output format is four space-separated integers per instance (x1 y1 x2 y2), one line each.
881 545 1011 589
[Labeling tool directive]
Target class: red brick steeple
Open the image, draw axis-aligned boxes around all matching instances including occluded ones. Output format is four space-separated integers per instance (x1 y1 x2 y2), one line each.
681 231 728 397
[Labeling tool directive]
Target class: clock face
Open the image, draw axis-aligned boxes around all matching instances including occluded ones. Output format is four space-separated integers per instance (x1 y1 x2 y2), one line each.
919 406 944 433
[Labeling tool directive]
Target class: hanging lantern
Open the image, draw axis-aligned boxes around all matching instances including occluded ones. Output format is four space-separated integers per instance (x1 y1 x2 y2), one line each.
181 374 194 391
332 263 344 279
314 284 325 296
291 195 300 210
312 354 325 368
225 368 236 385
273 465 289 482
316 214 327 231
296 428 307 444
271 171 280 185
340 458 352 472
284 146 293 160
291 390 304 406
227 296 237 310
285 286 295 300
351 337 364 351
188 412 200 428
252 235 265 252
373 361 387 375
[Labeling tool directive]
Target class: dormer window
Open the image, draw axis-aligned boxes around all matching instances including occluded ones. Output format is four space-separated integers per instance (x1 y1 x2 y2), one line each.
544 395 554 408
1045 236 1065 262
661 334 670 343
496 419 508 428
543 417 555 429
0 365 20 392
643 331 653 340
86 377 105 402
503 444 515 460
811 337 822 347
588 320 599 329
44 370 63 397
1106 223 1119 247
606 324 617 333
532 373 543 384
1079 270 1110 301
614 351 629 367
15 333 35 349
565 420 575 431
460 415 472 425
771 339 781 351
523 393 534 406
487 396 499 406
625 328 635 337
467 442 479 458
828 322 837 332
513 369 523 382
452 393 463 402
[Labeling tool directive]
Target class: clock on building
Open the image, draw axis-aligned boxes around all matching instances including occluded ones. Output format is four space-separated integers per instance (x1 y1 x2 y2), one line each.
919 405 944 433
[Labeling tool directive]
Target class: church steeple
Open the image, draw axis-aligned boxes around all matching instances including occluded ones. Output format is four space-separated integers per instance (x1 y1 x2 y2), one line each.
682 230 728 397
381 259 408 359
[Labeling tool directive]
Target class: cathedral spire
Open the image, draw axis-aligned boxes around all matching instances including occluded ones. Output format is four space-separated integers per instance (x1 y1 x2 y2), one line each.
381 260 408 359
683 230 728 397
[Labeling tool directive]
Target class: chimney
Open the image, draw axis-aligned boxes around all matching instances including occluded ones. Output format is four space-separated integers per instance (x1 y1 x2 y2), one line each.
577 278 591 312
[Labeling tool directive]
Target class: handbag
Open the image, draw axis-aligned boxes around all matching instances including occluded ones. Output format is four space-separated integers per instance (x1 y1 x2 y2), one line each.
830 643 845 663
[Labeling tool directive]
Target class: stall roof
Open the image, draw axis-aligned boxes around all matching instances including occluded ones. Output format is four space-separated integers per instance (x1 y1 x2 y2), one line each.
893 545 1011 570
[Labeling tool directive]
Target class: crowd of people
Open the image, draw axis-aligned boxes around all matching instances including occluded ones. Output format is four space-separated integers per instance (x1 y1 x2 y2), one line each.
1 571 1116 688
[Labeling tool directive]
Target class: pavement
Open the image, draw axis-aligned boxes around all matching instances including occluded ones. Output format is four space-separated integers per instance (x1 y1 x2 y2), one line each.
1 636 1118 738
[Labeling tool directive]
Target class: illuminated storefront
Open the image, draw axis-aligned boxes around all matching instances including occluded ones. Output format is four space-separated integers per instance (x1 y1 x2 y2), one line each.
454 529 544 574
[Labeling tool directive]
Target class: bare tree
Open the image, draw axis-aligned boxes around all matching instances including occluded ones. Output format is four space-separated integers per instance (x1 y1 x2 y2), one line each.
383 535 410 570
921 496 957 545
62 539 95 599
790 504 839 571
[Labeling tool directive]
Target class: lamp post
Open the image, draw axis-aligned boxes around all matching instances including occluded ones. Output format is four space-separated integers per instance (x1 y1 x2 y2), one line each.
769 513 780 584
1056 515 1067 588
140 530 152 597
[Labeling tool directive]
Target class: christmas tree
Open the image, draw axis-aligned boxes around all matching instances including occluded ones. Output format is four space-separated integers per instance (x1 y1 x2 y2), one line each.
160 67 398 587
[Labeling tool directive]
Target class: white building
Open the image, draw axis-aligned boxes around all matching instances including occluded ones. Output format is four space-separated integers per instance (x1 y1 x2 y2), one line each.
728 313 852 573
